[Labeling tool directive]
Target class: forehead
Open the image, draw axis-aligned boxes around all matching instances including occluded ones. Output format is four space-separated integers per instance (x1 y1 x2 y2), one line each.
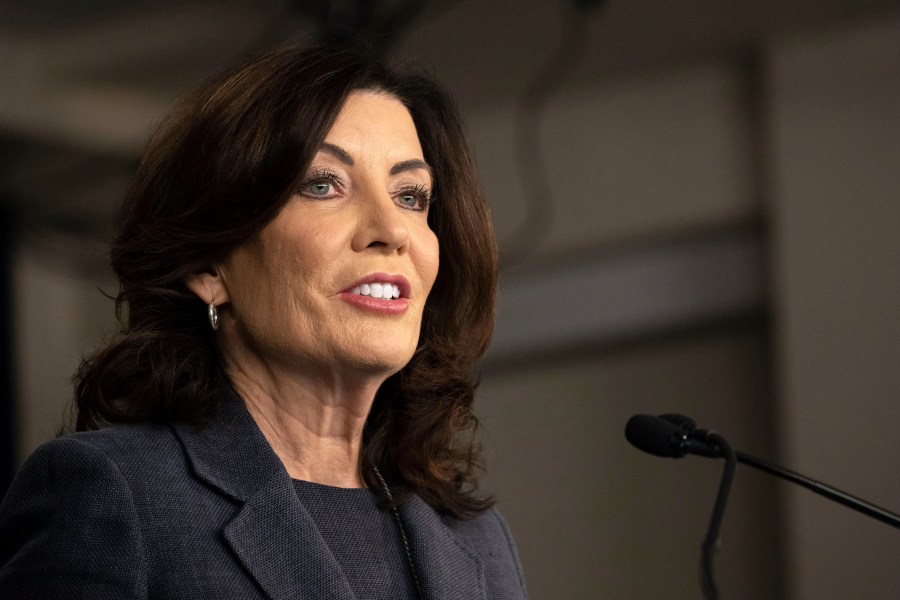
324 91 422 154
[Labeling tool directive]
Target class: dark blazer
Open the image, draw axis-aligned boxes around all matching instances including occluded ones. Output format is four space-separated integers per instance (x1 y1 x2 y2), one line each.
0 386 527 600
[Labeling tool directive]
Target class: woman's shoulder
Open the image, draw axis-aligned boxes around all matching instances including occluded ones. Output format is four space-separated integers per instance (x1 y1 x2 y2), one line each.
442 507 528 599
0 424 184 597
442 506 518 550
1 422 197 555
41 421 176 456
16 422 184 488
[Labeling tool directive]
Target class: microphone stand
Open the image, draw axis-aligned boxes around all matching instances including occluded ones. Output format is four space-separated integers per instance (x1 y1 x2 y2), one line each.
699 437 900 600
701 433 736 600
654 413 900 529
627 413 900 600
735 451 900 530
698 438 900 600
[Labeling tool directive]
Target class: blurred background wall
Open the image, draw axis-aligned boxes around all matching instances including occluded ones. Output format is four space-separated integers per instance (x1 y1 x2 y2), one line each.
2 1 898 598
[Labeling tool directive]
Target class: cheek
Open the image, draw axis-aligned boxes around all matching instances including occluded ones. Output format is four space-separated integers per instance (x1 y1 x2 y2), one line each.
254 239 299 301
417 228 440 293
223 235 299 314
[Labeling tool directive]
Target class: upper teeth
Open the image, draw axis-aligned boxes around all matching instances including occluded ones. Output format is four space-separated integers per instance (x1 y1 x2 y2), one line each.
352 283 401 299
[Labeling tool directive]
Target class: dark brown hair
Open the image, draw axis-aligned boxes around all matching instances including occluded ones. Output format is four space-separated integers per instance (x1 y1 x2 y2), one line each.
71 46 497 518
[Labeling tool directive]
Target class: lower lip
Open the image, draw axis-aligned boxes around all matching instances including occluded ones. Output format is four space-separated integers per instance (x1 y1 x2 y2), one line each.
339 292 410 315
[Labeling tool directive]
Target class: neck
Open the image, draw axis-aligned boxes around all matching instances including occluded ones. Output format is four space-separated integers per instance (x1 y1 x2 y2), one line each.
225 361 385 489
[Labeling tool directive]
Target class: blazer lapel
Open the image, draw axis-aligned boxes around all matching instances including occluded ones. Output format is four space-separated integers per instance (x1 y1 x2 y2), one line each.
173 382 355 600
399 496 485 600
223 475 356 600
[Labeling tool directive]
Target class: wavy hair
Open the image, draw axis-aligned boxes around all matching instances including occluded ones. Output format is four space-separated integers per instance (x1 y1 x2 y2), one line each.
71 46 498 519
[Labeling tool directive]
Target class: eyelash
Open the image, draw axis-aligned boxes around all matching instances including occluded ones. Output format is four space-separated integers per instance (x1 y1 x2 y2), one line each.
298 169 343 198
298 169 433 211
397 183 433 211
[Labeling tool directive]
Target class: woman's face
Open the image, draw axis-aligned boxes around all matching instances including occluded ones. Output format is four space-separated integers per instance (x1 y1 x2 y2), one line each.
217 91 439 381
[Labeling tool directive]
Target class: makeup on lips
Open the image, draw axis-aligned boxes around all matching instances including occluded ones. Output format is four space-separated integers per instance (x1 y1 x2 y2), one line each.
339 274 411 315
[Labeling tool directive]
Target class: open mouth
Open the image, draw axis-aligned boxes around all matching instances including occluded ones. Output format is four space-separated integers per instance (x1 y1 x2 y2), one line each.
351 282 401 300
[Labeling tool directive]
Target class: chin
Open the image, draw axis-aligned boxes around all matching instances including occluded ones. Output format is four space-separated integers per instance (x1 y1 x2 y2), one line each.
345 344 417 376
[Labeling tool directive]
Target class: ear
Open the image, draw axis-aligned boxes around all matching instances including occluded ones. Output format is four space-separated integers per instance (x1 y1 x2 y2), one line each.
184 264 231 306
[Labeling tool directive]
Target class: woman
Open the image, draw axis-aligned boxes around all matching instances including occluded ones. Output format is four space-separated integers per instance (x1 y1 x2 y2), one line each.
0 46 526 599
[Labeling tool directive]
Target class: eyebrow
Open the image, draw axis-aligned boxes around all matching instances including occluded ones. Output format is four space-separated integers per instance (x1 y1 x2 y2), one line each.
318 143 433 178
320 142 354 166
390 159 433 178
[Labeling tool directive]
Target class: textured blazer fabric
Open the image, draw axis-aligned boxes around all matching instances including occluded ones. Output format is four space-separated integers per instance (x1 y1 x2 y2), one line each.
0 386 528 600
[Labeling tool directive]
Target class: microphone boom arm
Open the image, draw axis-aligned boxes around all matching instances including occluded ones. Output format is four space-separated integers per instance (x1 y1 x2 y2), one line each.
734 451 900 530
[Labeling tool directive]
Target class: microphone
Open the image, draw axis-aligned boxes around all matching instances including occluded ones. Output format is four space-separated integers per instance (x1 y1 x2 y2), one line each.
625 413 736 600
624 414 720 459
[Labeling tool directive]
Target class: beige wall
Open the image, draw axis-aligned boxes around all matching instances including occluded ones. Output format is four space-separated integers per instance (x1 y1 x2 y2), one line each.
769 14 900 600
478 330 780 599
467 60 756 255
467 42 781 600
13 238 116 458
467 11 900 600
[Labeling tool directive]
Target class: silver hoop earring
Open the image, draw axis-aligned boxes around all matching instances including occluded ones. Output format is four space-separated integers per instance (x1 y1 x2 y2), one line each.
208 302 219 331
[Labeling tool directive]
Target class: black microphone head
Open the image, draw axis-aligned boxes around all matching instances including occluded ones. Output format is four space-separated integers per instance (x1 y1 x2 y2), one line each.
625 414 686 458
659 413 697 431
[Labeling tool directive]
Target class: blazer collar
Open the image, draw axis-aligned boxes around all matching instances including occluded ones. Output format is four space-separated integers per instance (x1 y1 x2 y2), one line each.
172 382 355 600
173 379 484 600
173 381 281 502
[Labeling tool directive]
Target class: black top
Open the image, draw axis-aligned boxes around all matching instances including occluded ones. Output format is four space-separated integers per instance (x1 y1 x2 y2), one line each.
292 479 418 600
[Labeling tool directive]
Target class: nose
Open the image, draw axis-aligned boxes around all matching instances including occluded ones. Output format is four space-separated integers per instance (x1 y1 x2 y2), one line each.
351 186 410 254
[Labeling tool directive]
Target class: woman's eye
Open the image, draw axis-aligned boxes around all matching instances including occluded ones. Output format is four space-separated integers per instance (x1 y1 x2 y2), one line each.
396 187 431 211
305 181 332 196
299 169 342 199
398 193 420 208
